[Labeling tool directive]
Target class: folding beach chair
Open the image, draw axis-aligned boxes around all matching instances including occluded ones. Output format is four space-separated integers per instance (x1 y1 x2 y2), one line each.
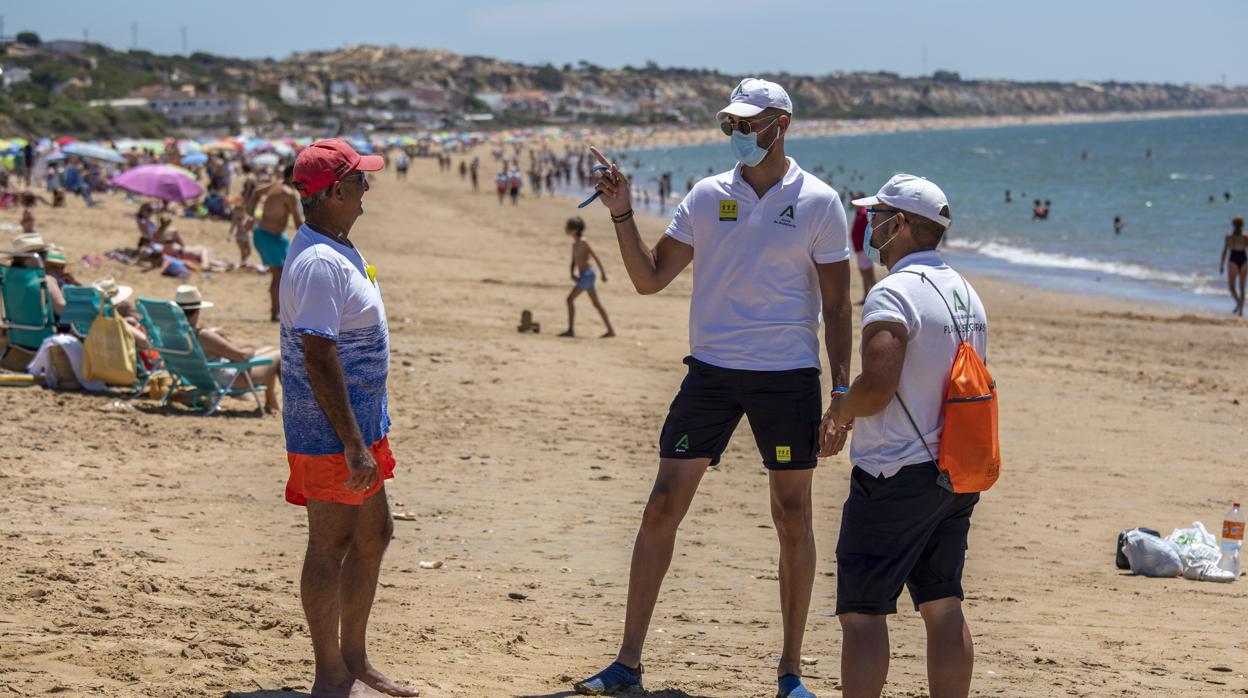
136 297 272 415
59 284 109 338
0 253 56 359
63 285 159 393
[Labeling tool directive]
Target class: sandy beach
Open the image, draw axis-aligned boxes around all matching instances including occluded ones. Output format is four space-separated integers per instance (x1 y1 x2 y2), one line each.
2 152 1247 697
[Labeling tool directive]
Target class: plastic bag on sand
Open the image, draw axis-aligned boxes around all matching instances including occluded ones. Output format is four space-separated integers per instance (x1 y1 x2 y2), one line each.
1167 522 1235 583
1123 530 1182 577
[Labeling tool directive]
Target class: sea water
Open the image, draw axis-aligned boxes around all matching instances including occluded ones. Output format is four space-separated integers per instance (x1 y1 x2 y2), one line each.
615 113 1248 313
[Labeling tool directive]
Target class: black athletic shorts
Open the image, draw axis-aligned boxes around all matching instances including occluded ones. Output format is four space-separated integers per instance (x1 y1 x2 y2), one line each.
835 462 978 615
658 356 822 470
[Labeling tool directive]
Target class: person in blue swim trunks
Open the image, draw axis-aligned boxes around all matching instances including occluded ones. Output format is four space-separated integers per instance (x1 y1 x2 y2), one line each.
247 164 304 321
559 216 616 338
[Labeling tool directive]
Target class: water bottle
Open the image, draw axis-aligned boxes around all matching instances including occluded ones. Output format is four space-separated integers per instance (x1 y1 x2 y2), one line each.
1220 502 1244 577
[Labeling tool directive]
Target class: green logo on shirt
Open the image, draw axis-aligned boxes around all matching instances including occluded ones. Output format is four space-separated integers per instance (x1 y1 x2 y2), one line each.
953 289 968 314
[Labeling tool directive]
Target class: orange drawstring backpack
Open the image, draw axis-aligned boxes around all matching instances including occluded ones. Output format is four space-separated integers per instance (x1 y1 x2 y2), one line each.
895 271 1000 493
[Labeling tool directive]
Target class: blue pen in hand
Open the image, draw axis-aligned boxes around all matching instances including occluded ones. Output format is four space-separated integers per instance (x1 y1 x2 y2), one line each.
577 165 610 208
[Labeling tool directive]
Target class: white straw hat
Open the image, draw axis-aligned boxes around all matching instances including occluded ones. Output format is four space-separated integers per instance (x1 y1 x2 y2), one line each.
174 284 214 310
93 278 134 306
12 232 48 254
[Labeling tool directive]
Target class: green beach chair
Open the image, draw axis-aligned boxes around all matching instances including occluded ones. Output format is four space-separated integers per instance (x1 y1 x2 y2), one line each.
0 252 56 357
63 285 158 393
59 285 110 338
136 297 272 415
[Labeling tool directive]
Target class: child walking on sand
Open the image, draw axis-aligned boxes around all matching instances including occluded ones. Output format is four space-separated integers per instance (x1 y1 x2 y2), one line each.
560 216 616 338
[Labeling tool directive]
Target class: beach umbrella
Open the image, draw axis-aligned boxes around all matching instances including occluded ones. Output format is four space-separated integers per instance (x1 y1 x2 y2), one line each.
202 141 238 153
251 152 280 167
180 152 209 167
62 142 125 164
112 164 204 202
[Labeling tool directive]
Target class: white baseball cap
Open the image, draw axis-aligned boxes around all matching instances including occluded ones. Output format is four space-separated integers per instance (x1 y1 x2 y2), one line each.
852 174 952 228
716 78 793 120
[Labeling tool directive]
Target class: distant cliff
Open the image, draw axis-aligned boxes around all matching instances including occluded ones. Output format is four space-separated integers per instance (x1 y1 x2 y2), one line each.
3 39 1246 137
277 45 1248 119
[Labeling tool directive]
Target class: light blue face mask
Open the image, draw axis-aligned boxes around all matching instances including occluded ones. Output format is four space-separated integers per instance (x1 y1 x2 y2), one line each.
865 214 898 266
729 117 782 167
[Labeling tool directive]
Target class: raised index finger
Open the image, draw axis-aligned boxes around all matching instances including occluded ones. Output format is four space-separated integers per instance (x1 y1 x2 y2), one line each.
588 145 611 167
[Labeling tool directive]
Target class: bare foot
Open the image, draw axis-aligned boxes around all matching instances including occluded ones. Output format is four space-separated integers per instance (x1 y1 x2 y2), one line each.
601 330 616 338
352 664 420 697
312 676 388 698
558 329 574 337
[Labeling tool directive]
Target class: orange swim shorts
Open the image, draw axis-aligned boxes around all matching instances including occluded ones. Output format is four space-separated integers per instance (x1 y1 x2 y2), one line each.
286 436 396 506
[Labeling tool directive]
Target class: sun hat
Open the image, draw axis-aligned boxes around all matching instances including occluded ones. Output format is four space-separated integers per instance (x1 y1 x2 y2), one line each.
11 232 48 254
852 174 952 228
93 278 134 306
174 284 214 310
292 138 385 198
716 78 793 121
44 244 68 265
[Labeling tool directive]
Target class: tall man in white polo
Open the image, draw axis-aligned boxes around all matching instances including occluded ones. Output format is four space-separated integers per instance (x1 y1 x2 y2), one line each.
821 175 988 698
574 78 853 698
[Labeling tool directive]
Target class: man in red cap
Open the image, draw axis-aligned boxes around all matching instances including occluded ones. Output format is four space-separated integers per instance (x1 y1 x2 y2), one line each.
280 139 416 697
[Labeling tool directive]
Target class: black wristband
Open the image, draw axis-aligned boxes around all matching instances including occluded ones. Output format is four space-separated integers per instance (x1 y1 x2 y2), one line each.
611 209 634 223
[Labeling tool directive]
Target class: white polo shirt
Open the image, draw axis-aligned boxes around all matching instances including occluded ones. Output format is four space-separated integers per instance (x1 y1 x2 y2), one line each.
664 158 850 371
849 250 989 478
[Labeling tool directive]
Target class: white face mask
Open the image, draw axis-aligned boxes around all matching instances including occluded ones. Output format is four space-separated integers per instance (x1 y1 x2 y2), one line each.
728 117 782 167
865 214 899 266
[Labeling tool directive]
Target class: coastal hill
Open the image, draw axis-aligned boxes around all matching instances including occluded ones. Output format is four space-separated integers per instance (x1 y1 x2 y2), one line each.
3 36 1247 136
288 44 1248 119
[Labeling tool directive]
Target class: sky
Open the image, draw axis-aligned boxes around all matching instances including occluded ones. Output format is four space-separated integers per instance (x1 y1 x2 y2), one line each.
4 0 1246 86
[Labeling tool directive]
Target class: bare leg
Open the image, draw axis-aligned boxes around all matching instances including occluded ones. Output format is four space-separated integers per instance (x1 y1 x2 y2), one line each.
769 469 816 678
1235 265 1246 315
920 598 973 698
236 347 282 412
303 501 360 698
616 458 710 668
560 287 583 337
839 612 890 698
341 486 419 696
859 266 876 302
238 236 252 266
270 265 283 322
586 288 615 337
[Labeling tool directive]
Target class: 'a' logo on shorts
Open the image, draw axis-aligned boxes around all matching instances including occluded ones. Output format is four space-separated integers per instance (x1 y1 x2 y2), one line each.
776 446 791 463
674 434 690 452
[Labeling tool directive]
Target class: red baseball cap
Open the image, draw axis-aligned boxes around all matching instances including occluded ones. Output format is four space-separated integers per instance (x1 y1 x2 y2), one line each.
292 138 385 197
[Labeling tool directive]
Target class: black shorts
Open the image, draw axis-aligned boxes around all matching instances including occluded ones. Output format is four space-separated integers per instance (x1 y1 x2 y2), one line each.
835 462 978 615
658 356 822 470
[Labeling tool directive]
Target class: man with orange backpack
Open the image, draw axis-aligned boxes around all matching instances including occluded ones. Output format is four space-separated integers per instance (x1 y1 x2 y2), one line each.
820 174 997 698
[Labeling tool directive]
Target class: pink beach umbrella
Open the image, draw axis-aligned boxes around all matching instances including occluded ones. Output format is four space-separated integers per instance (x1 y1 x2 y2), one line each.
112 164 205 202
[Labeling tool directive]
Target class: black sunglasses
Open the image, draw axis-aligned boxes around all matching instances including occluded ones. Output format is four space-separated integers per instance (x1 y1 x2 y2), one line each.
719 115 780 137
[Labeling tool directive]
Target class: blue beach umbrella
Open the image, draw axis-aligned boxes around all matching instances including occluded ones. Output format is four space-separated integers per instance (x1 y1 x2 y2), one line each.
62 142 125 164
181 152 209 166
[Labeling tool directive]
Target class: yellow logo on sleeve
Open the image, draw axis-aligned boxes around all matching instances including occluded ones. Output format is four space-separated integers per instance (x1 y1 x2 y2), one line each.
365 265 377 285
776 446 791 463
719 199 738 221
